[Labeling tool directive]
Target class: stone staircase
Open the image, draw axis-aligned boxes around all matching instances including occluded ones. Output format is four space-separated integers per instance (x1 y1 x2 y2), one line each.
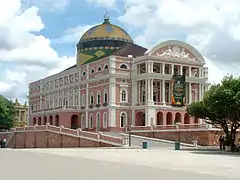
1 124 128 148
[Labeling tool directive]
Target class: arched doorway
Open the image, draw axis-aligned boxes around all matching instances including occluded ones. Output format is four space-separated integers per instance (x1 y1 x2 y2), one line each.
55 115 59 126
184 113 190 124
157 111 163 125
166 112 172 125
120 112 127 128
49 116 53 125
44 116 47 125
175 112 181 123
135 112 145 126
71 114 79 129
33 117 36 125
38 117 41 125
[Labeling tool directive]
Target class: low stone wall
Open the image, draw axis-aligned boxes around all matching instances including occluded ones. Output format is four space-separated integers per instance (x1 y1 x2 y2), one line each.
133 130 223 146
6 131 116 149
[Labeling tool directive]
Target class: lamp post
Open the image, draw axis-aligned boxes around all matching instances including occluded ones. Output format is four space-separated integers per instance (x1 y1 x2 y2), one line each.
175 122 181 150
128 55 133 147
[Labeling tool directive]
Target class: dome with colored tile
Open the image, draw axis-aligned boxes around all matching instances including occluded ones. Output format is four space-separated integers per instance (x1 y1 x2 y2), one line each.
76 14 133 65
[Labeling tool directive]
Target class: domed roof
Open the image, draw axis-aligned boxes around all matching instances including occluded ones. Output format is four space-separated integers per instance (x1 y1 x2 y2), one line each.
79 17 133 44
76 13 134 65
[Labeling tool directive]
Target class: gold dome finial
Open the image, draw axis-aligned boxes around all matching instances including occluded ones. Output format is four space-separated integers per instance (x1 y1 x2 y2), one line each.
104 8 110 24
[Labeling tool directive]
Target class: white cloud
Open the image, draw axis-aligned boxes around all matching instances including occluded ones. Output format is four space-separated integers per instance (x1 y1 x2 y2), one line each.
54 25 94 44
22 0 71 12
85 0 116 9
0 0 74 103
119 0 240 83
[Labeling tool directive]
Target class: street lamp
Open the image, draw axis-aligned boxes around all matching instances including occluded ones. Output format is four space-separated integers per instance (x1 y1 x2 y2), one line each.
175 122 181 150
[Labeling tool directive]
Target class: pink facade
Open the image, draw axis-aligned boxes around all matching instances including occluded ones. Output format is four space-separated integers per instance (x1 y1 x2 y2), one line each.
28 40 209 133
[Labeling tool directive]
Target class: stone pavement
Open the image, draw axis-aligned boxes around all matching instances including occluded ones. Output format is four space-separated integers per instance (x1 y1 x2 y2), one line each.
0 148 239 180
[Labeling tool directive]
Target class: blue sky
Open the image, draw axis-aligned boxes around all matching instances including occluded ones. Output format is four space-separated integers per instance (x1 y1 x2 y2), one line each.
1 0 240 103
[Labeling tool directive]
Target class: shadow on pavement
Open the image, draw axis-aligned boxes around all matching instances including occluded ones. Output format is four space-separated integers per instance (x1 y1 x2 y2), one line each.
181 148 240 157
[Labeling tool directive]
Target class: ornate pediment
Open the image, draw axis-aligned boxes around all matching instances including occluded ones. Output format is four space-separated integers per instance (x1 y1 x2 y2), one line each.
153 45 197 61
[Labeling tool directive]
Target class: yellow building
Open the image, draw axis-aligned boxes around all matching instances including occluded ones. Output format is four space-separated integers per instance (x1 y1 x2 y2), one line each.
14 99 28 127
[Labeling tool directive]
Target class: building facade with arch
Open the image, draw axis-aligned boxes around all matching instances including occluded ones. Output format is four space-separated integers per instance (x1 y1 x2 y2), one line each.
28 15 209 132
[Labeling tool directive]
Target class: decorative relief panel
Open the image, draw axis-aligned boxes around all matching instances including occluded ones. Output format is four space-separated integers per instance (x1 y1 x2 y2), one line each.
155 45 196 61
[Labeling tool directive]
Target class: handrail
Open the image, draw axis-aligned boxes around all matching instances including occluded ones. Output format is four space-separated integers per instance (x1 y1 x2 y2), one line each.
13 124 125 146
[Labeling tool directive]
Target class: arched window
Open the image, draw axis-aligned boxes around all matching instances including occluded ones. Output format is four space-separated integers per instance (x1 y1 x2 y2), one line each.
90 68 95 74
104 64 109 70
103 112 108 128
121 90 127 102
82 71 86 76
104 89 108 102
120 63 128 69
120 112 127 128
97 66 102 72
90 93 94 105
81 114 85 129
89 114 93 129
96 113 100 131
97 91 101 104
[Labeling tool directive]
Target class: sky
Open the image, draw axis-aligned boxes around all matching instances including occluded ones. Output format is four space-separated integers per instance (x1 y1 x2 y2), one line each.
0 0 240 104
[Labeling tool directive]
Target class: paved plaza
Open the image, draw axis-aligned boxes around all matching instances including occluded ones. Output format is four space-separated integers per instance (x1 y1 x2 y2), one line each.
0 148 239 180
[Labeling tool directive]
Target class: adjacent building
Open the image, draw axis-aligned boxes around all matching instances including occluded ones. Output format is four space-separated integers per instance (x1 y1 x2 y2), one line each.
14 99 28 127
29 14 209 132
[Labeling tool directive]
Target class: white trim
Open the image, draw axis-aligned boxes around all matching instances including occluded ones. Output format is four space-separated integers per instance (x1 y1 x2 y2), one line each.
147 40 205 63
103 112 108 128
119 63 129 69
90 92 94 105
90 68 95 74
103 89 108 102
96 91 101 104
81 114 85 129
89 114 93 129
96 112 100 130
120 89 128 103
97 66 102 72
120 111 128 128
104 64 109 70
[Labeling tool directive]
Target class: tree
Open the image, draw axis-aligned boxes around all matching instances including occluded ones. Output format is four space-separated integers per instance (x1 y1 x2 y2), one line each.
187 75 240 151
0 95 15 130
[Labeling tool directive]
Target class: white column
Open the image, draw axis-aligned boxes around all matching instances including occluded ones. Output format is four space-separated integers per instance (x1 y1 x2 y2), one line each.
189 83 192 104
189 66 192 77
40 95 42 110
147 79 150 102
85 84 89 128
145 62 148 73
201 84 204 99
109 77 116 106
150 79 153 102
132 78 137 106
180 65 183 75
171 64 174 75
162 80 165 105
162 63 165 74
137 81 140 103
